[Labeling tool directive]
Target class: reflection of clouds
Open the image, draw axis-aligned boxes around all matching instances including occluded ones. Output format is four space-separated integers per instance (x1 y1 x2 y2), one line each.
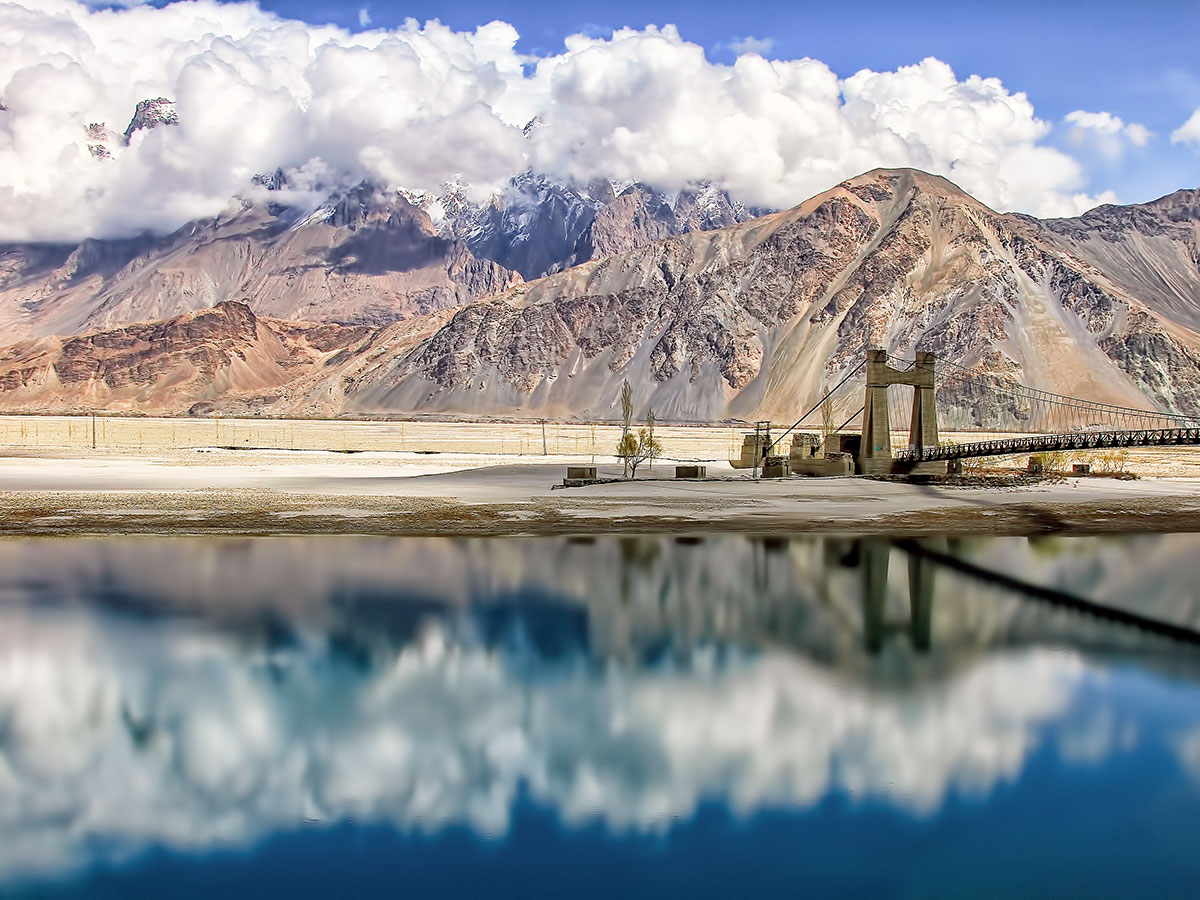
1173 730 1200 783
1054 706 1138 765
0 606 1089 883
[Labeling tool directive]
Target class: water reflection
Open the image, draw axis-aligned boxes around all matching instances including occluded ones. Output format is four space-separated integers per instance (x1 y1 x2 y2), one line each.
0 534 1199 893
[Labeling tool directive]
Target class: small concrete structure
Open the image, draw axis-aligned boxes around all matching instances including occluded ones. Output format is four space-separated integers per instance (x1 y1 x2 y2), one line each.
675 465 707 479
1072 463 1091 476
730 429 772 469
761 456 790 478
786 431 853 476
1027 457 1044 474
789 432 823 461
563 465 599 486
791 452 854 477
827 433 862 458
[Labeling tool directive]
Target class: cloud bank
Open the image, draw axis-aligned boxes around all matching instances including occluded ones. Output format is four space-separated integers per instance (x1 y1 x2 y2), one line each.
0 0 1118 243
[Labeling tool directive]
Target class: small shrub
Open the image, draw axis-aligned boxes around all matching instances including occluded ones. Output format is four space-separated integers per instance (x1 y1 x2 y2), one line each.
1033 450 1071 474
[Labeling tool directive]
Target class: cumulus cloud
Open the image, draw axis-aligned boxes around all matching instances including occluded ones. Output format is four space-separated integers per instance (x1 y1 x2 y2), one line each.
0 603 1089 883
1064 109 1152 159
0 1 1115 242
357 6 370 28
728 35 774 56
1171 108 1200 148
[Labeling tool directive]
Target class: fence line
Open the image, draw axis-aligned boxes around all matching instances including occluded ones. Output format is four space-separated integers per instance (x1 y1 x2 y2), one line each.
0 415 750 461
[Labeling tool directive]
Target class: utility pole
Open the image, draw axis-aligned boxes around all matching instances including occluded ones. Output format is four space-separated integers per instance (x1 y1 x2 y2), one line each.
91 412 97 450
541 419 548 456
753 420 767 478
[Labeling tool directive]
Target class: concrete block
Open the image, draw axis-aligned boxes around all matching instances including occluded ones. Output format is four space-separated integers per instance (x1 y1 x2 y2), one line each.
730 432 772 469
790 453 854 477
761 456 790 478
675 465 707 479
1027 457 1044 474
565 466 597 482
1072 463 1091 476
789 432 822 460
827 434 861 457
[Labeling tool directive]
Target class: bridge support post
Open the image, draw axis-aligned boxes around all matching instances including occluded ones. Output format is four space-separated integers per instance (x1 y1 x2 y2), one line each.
909 351 939 454
860 349 943 475
860 350 894 475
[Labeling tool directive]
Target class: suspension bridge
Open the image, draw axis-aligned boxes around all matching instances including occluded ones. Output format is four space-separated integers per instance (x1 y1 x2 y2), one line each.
760 348 1200 475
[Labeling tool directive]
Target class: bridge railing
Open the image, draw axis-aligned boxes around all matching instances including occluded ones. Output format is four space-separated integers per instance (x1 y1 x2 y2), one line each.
893 428 1200 463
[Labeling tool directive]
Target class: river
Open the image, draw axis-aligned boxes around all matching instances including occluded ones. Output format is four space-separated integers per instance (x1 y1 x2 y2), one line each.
1 533 1198 898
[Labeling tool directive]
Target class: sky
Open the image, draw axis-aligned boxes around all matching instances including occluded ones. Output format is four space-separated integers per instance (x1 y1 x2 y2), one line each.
0 0 1197 243
259 0 1200 204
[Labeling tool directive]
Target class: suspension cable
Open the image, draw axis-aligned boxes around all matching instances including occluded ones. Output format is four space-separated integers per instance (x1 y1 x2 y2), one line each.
765 360 865 453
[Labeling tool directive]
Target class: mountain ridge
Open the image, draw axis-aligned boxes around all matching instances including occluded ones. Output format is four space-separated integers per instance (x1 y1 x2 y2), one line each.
1 167 1198 424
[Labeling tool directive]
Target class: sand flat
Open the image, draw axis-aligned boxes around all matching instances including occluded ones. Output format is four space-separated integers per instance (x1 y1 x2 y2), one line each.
2 444 1200 536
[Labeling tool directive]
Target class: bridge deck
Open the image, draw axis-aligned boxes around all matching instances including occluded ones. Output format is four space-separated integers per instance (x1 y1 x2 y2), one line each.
893 428 1200 463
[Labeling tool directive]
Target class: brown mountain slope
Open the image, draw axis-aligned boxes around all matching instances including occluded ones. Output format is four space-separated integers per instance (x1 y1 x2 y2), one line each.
0 300 448 417
342 169 1200 423
2 169 1199 424
0 184 519 342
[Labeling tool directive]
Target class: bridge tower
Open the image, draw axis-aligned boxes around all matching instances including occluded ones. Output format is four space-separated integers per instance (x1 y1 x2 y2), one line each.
860 349 940 475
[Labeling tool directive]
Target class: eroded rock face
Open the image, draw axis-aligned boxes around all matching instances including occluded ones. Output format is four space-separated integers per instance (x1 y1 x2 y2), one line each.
350 169 1200 423
1040 189 1200 333
0 183 522 340
122 98 179 144
405 173 763 281
0 300 443 417
2 168 1199 424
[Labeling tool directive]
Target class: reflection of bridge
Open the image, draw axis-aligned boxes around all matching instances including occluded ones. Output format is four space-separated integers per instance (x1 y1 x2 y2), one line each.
882 538 1200 649
769 349 1200 474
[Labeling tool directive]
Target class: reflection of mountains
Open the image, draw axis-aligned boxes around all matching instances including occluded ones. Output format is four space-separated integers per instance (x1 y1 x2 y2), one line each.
1 533 1198 883
1 534 1197 682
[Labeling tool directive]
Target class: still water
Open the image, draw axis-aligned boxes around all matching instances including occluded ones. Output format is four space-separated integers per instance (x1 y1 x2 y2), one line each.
1 533 1199 898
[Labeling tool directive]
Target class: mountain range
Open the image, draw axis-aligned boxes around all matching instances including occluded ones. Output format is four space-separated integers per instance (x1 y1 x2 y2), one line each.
1 160 1198 425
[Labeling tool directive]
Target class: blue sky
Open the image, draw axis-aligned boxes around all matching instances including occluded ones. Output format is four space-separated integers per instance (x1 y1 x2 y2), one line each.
253 0 1200 205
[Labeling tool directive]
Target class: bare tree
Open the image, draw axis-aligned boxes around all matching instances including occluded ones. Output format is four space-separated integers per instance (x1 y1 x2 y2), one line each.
615 380 663 478
821 393 835 453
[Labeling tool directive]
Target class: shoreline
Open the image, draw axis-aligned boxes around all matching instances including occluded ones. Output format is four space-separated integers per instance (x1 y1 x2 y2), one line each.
5 480 1200 539
4 443 1200 539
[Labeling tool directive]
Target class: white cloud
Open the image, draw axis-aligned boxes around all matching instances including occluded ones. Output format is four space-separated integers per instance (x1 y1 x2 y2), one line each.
1171 108 1200 147
1064 109 1152 160
728 35 774 57
0 1 1116 242
357 6 370 28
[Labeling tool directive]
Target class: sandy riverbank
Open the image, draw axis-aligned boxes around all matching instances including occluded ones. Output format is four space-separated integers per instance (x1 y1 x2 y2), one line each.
3 445 1200 537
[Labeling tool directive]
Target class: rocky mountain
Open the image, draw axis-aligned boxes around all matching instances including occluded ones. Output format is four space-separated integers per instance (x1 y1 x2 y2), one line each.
1039 189 1200 333
0 96 760 344
405 172 764 281
0 300 449 417
2 168 1199 424
0 182 520 341
122 97 179 144
347 169 1200 423
84 97 178 162
0 174 756 344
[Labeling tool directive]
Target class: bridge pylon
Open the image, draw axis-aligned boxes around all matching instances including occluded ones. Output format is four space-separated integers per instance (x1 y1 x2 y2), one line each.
860 349 941 475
